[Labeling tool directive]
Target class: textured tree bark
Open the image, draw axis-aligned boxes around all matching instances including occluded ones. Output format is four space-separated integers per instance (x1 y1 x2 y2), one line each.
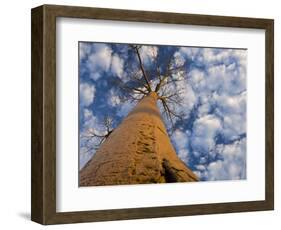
80 92 198 186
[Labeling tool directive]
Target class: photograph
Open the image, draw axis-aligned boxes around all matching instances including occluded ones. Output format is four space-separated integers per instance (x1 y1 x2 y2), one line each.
30 4 274 224
78 42 247 186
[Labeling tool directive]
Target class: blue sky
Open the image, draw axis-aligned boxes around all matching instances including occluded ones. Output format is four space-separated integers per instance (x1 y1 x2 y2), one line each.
79 42 247 181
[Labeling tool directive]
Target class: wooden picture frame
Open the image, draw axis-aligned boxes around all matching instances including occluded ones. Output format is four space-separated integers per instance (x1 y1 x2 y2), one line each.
31 4 274 225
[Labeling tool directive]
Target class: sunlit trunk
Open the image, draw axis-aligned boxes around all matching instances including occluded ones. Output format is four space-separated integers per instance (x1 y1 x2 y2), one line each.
80 92 198 186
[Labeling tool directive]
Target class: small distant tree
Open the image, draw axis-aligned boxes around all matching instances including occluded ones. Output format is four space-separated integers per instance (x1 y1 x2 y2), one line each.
81 115 114 156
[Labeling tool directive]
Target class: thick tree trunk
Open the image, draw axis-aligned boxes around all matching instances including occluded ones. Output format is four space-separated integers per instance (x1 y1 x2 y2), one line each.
80 92 198 186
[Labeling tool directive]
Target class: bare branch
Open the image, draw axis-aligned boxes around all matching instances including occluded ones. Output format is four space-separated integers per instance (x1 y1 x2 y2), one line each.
127 94 144 102
154 54 185 93
161 98 174 130
120 84 148 95
131 45 152 92
81 115 115 153
130 70 151 91
131 87 148 95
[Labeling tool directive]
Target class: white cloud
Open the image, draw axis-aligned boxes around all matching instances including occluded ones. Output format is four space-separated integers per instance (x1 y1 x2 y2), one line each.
82 108 97 129
178 149 189 164
111 54 124 78
197 103 210 117
215 92 246 114
222 114 246 139
139 46 158 65
87 44 112 80
107 89 121 107
178 83 197 116
188 68 206 92
179 48 246 68
79 42 91 59
191 114 222 153
202 48 233 65
172 129 190 164
206 138 246 180
179 47 246 75
172 129 188 149
214 92 246 139
83 108 93 120
207 64 246 95
182 47 247 151
188 63 245 97
178 47 200 61
173 51 186 67
110 95 121 107
82 43 126 81
82 109 109 137
80 82 96 107
195 164 206 171
182 48 247 181
89 72 102 81
182 68 246 165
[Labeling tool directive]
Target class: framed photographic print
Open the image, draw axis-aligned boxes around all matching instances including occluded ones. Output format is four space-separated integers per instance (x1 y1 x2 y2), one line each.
31 4 274 225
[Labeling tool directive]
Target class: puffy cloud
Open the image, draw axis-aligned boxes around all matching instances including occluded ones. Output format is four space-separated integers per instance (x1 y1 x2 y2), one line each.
214 92 246 139
82 109 104 134
173 51 186 67
111 54 124 78
180 47 247 181
192 138 246 181
202 48 233 65
191 114 222 153
206 138 246 180
177 82 197 117
179 47 247 96
87 44 112 74
109 95 121 107
83 108 93 120
79 42 92 59
178 47 200 62
178 149 189 163
172 129 190 164
159 47 247 181
189 68 206 91
172 129 189 149
82 43 125 81
107 89 121 107
215 92 246 114
80 82 96 107
139 45 158 65
178 47 246 69
197 103 211 117
207 63 246 95
195 164 206 171
188 64 245 97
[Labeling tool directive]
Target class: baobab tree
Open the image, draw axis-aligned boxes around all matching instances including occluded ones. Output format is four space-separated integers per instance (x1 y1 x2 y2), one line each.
80 44 198 186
